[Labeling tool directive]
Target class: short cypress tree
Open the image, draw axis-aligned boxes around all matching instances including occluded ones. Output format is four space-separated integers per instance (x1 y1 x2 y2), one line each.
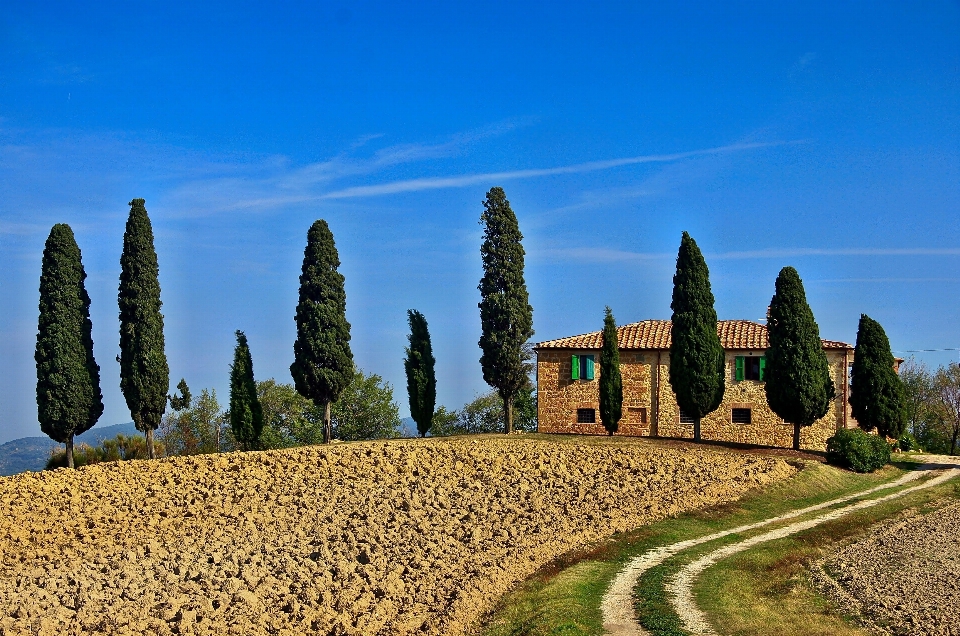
36 224 104 468
764 267 836 450
290 219 354 443
118 198 169 459
599 306 623 436
230 331 263 451
404 309 437 437
669 232 725 441
850 314 907 438
168 378 192 411
478 187 535 434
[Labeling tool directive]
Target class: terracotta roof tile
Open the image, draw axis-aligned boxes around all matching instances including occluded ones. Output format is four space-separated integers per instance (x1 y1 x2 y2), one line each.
534 319 852 351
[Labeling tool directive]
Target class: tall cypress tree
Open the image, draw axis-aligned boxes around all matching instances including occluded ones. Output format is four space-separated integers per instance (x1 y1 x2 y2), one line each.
36 224 104 469
764 267 836 450
850 314 907 438
669 232 725 441
291 219 353 444
230 330 263 451
478 187 534 434
118 198 169 459
404 309 436 437
599 306 623 436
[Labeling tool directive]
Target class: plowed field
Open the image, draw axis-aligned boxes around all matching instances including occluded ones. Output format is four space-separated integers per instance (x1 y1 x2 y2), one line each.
0 436 795 635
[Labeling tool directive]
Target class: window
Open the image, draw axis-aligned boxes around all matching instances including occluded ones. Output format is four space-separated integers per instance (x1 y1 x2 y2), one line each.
628 407 647 424
679 409 696 424
576 408 596 423
731 408 752 424
735 356 765 381
570 354 596 381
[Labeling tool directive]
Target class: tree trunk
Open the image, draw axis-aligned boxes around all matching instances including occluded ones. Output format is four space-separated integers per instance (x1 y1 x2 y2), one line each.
323 400 332 444
146 428 155 459
693 418 701 442
505 395 514 435
951 425 959 456
793 422 802 451
66 434 75 469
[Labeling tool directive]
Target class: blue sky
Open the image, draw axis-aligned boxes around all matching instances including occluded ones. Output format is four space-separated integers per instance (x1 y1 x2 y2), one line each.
1 1 958 443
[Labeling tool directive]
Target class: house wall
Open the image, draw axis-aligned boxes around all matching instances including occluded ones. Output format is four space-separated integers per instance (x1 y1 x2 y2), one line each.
536 348 853 451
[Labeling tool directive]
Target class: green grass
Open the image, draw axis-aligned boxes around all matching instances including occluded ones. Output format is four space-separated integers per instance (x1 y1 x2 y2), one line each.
478 457 920 636
695 475 960 636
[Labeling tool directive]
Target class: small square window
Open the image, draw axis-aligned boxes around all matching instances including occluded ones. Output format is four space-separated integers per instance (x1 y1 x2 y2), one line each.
679 410 696 424
628 407 647 424
576 408 596 424
732 408 752 424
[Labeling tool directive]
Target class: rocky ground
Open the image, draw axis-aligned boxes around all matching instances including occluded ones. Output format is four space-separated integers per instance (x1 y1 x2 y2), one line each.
0 435 794 636
823 501 960 636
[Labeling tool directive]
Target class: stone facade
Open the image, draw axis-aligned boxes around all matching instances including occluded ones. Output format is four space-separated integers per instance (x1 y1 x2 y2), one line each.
535 320 855 451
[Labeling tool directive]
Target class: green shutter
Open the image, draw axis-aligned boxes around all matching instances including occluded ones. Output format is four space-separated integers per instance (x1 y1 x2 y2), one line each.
759 355 766 381
735 356 745 381
571 354 580 380
585 355 595 380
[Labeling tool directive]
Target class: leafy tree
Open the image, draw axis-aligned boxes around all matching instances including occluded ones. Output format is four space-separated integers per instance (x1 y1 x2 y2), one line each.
933 363 960 455
290 220 354 444
332 368 402 441
404 309 436 437
478 187 535 434
158 388 225 455
118 198 169 459
429 387 537 436
899 359 947 452
35 224 104 468
168 378 192 412
764 267 836 450
599 307 623 436
849 315 907 438
230 331 263 451
430 406 461 437
257 379 321 449
668 232 724 442
514 385 538 432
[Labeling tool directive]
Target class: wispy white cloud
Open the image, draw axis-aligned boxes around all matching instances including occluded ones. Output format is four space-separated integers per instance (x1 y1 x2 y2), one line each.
531 246 960 264
711 247 960 259
318 141 790 199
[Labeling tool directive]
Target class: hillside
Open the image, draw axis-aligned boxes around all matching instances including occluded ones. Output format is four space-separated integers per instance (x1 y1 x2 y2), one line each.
0 423 139 476
0 435 795 635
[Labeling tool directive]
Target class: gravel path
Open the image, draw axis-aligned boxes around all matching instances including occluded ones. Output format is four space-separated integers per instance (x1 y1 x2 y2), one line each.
601 456 960 636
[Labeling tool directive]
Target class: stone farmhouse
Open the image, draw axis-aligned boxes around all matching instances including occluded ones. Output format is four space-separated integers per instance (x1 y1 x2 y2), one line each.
535 319 856 451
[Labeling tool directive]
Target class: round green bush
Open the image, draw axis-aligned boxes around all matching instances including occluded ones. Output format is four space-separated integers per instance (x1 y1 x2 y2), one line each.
897 432 919 452
826 428 891 473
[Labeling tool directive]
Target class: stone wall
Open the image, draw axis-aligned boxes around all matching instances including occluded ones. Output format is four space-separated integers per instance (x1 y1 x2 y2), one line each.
537 348 853 451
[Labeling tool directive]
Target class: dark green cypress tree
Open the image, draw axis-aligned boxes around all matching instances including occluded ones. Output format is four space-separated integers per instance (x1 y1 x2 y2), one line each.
118 198 169 459
168 378 192 411
599 306 623 436
290 219 354 444
36 224 104 469
764 267 836 450
850 314 907 438
669 232 725 441
478 187 535 434
230 330 263 451
404 309 437 437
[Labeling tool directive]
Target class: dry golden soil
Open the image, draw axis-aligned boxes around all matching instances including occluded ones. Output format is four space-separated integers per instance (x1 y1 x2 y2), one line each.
0 435 794 636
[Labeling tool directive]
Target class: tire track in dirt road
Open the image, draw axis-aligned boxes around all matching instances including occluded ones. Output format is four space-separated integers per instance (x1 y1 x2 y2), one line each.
601 456 960 636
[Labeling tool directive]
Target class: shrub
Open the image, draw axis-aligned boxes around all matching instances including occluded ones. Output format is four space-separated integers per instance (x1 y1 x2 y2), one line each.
897 432 920 452
826 428 890 473
46 434 162 469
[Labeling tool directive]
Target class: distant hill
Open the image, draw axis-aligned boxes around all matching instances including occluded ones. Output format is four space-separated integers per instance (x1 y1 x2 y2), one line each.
399 417 418 438
0 422 139 476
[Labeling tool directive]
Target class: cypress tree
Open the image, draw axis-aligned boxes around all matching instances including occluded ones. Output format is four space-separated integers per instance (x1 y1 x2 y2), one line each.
36 224 104 469
118 198 169 459
168 378 192 411
850 314 907 438
764 266 836 450
669 232 725 441
599 306 623 436
290 219 354 443
404 309 437 437
230 330 263 451
478 187 535 434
